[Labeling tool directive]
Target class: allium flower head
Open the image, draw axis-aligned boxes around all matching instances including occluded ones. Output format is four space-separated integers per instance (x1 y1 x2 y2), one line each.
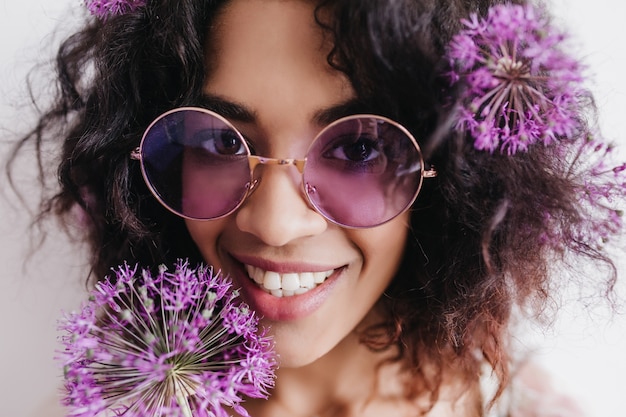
446 4 585 154
549 136 626 249
57 260 276 417
84 0 147 19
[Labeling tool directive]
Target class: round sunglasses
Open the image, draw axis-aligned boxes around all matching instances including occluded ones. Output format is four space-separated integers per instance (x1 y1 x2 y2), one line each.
131 107 436 228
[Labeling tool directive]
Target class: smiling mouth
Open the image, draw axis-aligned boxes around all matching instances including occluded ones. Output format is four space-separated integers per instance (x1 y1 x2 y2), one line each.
244 264 335 297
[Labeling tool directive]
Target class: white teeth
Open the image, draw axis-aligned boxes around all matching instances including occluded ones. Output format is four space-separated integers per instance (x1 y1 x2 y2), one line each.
251 268 265 284
313 271 328 284
281 273 300 291
299 273 315 289
244 265 335 297
263 271 281 290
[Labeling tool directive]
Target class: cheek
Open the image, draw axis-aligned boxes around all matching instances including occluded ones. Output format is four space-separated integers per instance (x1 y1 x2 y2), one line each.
184 219 226 266
351 213 410 282
181 153 251 219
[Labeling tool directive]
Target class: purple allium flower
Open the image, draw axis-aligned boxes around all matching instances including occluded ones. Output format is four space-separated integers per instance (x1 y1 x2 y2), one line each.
57 260 276 417
536 134 626 250
84 0 147 19
446 4 585 154
571 138 626 248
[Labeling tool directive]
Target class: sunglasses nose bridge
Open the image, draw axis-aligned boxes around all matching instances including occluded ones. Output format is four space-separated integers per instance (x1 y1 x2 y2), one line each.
248 156 305 171
246 155 307 195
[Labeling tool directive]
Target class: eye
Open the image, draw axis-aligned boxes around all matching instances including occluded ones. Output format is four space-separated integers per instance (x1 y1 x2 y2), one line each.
325 135 381 162
192 129 248 156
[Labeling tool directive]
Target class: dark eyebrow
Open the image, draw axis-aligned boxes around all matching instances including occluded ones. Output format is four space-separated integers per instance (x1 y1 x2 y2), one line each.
198 94 368 126
312 98 370 126
197 94 256 123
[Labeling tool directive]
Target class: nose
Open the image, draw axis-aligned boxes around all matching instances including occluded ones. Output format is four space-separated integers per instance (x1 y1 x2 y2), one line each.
235 164 328 246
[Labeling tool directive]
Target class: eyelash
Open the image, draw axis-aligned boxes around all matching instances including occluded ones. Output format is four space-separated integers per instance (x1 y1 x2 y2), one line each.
240 134 256 155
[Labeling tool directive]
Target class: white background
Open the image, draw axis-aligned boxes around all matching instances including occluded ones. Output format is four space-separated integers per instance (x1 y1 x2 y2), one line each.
0 1 624 416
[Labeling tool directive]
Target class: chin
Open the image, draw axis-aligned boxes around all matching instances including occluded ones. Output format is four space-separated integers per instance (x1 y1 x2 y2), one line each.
264 320 340 369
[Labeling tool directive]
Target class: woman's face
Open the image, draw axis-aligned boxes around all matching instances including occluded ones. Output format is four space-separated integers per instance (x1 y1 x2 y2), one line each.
185 0 410 368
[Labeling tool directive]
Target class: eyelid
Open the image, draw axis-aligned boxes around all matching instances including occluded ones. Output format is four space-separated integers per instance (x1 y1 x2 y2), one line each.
204 116 255 155
239 132 256 155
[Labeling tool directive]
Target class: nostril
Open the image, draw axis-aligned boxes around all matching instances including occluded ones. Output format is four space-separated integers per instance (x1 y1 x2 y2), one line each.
234 171 328 247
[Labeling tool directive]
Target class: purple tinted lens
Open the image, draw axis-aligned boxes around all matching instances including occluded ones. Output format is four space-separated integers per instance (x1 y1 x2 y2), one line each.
140 108 251 219
303 116 423 227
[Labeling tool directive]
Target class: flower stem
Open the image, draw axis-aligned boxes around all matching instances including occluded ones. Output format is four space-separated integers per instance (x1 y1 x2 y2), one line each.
175 379 193 417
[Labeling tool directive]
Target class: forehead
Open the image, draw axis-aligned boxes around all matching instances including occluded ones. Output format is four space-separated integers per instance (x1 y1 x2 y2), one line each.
207 0 330 59
202 0 354 133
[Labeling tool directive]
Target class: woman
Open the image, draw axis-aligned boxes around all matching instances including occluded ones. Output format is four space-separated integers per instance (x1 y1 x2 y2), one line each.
11 0 624 415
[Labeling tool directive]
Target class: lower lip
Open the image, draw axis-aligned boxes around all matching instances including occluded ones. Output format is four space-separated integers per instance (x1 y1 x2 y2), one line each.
230 262 343 321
